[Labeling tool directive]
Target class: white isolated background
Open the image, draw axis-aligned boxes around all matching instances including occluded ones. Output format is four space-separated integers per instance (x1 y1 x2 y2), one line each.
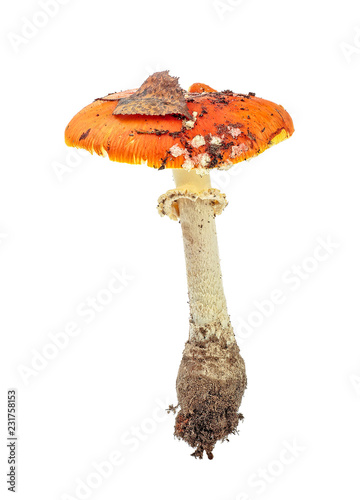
1 0 360 499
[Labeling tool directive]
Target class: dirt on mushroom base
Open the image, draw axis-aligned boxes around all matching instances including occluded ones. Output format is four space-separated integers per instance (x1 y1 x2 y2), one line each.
174 330 247 459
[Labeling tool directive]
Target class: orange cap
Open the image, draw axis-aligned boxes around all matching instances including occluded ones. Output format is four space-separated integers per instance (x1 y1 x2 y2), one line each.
65 71 294 171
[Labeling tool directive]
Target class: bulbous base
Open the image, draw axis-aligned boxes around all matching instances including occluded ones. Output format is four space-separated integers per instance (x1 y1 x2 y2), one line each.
175 332 247 459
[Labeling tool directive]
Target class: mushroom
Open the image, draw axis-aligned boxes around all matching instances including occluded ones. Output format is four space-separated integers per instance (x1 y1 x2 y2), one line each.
65 71 294 459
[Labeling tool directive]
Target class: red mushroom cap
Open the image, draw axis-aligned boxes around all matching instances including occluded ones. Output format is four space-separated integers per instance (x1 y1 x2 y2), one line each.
65 71 294 171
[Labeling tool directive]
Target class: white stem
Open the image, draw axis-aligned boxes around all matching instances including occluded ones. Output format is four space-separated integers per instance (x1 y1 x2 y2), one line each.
172 169 211 192
173 170 234 343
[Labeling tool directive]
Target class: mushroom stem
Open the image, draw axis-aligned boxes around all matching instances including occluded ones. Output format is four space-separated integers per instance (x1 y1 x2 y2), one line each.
173 170 233 344
172 168 211 192
172 169 246 459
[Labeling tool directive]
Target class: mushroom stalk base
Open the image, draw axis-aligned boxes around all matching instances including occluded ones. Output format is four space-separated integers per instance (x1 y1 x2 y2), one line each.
171 171 247 459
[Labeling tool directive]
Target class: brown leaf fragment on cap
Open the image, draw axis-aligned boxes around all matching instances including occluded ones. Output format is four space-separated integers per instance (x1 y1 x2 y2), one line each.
113 71 192 119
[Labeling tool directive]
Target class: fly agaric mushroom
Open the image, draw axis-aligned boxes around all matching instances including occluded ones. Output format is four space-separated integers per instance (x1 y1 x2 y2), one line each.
65 71 294 459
